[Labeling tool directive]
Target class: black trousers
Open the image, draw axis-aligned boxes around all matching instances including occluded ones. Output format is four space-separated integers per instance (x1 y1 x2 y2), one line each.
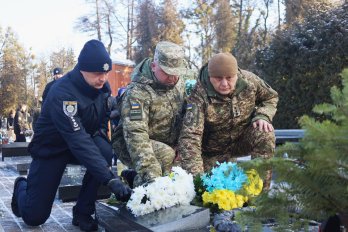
15 136 113 226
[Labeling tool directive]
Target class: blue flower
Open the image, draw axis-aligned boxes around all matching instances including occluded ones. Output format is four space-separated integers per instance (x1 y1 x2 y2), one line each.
202 162 248 192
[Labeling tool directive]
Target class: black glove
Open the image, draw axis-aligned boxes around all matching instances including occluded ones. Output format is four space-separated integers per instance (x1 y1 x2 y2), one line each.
107 178 132 202
121 169 137 189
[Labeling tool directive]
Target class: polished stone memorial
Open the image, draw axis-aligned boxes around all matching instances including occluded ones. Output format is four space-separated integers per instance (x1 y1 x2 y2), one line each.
1 142 30 161
58 165 111 202
96 201 210 232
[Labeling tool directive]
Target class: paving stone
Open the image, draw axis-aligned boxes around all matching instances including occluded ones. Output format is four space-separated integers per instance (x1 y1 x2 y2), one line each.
0 155 82 231
1 220 21 232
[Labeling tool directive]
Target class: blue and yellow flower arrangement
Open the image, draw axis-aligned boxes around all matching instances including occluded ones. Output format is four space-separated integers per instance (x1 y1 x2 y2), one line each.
195 161 263 211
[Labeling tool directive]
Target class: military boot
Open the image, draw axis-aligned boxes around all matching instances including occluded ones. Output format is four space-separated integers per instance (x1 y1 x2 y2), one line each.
121 169 137 189
11 176 27 217
72 206 98 231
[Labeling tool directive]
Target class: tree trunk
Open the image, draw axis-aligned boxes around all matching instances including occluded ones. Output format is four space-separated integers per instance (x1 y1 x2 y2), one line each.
96 0 102 41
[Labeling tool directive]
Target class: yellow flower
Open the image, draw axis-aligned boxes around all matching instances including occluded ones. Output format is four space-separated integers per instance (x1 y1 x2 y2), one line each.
243 169 263 196
202 189 248 210
235 194 245 208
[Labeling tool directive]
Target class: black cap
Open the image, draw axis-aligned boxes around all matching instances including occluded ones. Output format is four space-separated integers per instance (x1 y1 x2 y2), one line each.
53 67 63 75
78 40 112 72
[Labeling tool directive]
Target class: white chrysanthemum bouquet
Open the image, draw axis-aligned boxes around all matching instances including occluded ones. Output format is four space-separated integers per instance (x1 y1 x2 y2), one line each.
127 166 196 216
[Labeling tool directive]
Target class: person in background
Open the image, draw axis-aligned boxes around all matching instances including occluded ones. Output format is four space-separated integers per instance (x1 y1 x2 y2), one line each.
42 67 64 103
14 104 30 142
177 52 278 188
7 109 15 141
108 87 127 166
109 87 127 130
11 40 132 232
112 41 187 188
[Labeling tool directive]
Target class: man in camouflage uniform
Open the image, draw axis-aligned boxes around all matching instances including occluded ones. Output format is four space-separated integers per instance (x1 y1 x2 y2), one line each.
112 41 187 187
178 53 278 186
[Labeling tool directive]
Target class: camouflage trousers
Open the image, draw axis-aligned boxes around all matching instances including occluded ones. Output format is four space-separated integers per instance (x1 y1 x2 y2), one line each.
202 125 275 188
112 128 175 187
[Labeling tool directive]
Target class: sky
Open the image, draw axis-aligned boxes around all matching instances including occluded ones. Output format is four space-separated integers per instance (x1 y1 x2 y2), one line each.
0 0 93 58
0 0 283 61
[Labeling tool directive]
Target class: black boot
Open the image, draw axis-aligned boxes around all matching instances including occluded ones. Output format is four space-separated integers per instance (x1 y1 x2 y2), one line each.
121 169 137 189
11 176 27 217
72 206 98 232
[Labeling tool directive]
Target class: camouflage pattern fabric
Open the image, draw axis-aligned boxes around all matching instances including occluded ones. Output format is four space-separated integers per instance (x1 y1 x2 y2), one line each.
112 58 185 187
155 41 186 76
178 64 278 176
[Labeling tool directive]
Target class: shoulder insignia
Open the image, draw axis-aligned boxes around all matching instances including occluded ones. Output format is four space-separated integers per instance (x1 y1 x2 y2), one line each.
63 101 78 117
131 103 140 109
186 104 193 110
129 103 142 121
184 103 197 126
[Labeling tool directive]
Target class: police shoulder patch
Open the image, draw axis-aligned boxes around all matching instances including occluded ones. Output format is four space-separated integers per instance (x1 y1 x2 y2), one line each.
63 101 78 117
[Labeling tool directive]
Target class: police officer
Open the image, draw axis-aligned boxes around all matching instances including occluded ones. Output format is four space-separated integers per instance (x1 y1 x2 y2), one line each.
178 52 278 187
11 40 132 231
42 67 64 104
112 41 187 188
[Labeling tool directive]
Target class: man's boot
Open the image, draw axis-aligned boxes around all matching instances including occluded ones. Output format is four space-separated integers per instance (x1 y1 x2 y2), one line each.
121 169 137 189
72 206 98 231
11 176 27 217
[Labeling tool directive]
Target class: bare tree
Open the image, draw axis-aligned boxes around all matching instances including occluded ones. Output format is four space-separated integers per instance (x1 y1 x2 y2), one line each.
75 0 122 54
237 0 243 38
126 0 135 59
75 0 102 40
261 0 273 45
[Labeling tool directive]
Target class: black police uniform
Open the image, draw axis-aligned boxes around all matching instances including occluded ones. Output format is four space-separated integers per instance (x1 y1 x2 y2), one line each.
41 79 56 104
16 66 116 226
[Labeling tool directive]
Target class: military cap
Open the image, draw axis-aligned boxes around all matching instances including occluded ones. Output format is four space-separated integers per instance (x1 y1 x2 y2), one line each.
208 53 238 77
53 67 63 75
155 41 186 76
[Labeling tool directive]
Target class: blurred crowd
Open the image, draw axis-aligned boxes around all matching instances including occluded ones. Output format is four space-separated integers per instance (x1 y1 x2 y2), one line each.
0 103 33 144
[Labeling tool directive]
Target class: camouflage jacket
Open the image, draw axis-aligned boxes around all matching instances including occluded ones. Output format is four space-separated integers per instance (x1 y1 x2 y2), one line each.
178 64 278 174
119 58 185 175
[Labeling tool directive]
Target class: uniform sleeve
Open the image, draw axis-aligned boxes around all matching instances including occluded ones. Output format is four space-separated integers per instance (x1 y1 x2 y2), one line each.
49 94 114 185
252 73 279 122
121 86 162 183
42 86 49 103
100 91 111 139
42 81 53 105
178 84 205 175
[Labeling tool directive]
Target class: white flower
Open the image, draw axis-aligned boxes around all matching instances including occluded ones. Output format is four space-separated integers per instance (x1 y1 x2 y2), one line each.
126 166 196 216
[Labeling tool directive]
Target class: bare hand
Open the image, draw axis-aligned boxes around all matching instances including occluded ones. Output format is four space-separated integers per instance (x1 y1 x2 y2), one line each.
252 119 274 132
173 151 182 163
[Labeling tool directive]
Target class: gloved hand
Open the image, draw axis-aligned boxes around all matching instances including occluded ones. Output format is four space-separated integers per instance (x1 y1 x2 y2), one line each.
107 178 132 202
121 169 137 189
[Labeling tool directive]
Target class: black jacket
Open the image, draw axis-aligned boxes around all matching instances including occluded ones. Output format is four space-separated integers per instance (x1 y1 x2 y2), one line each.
42 80 56 104
28 66 114 184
